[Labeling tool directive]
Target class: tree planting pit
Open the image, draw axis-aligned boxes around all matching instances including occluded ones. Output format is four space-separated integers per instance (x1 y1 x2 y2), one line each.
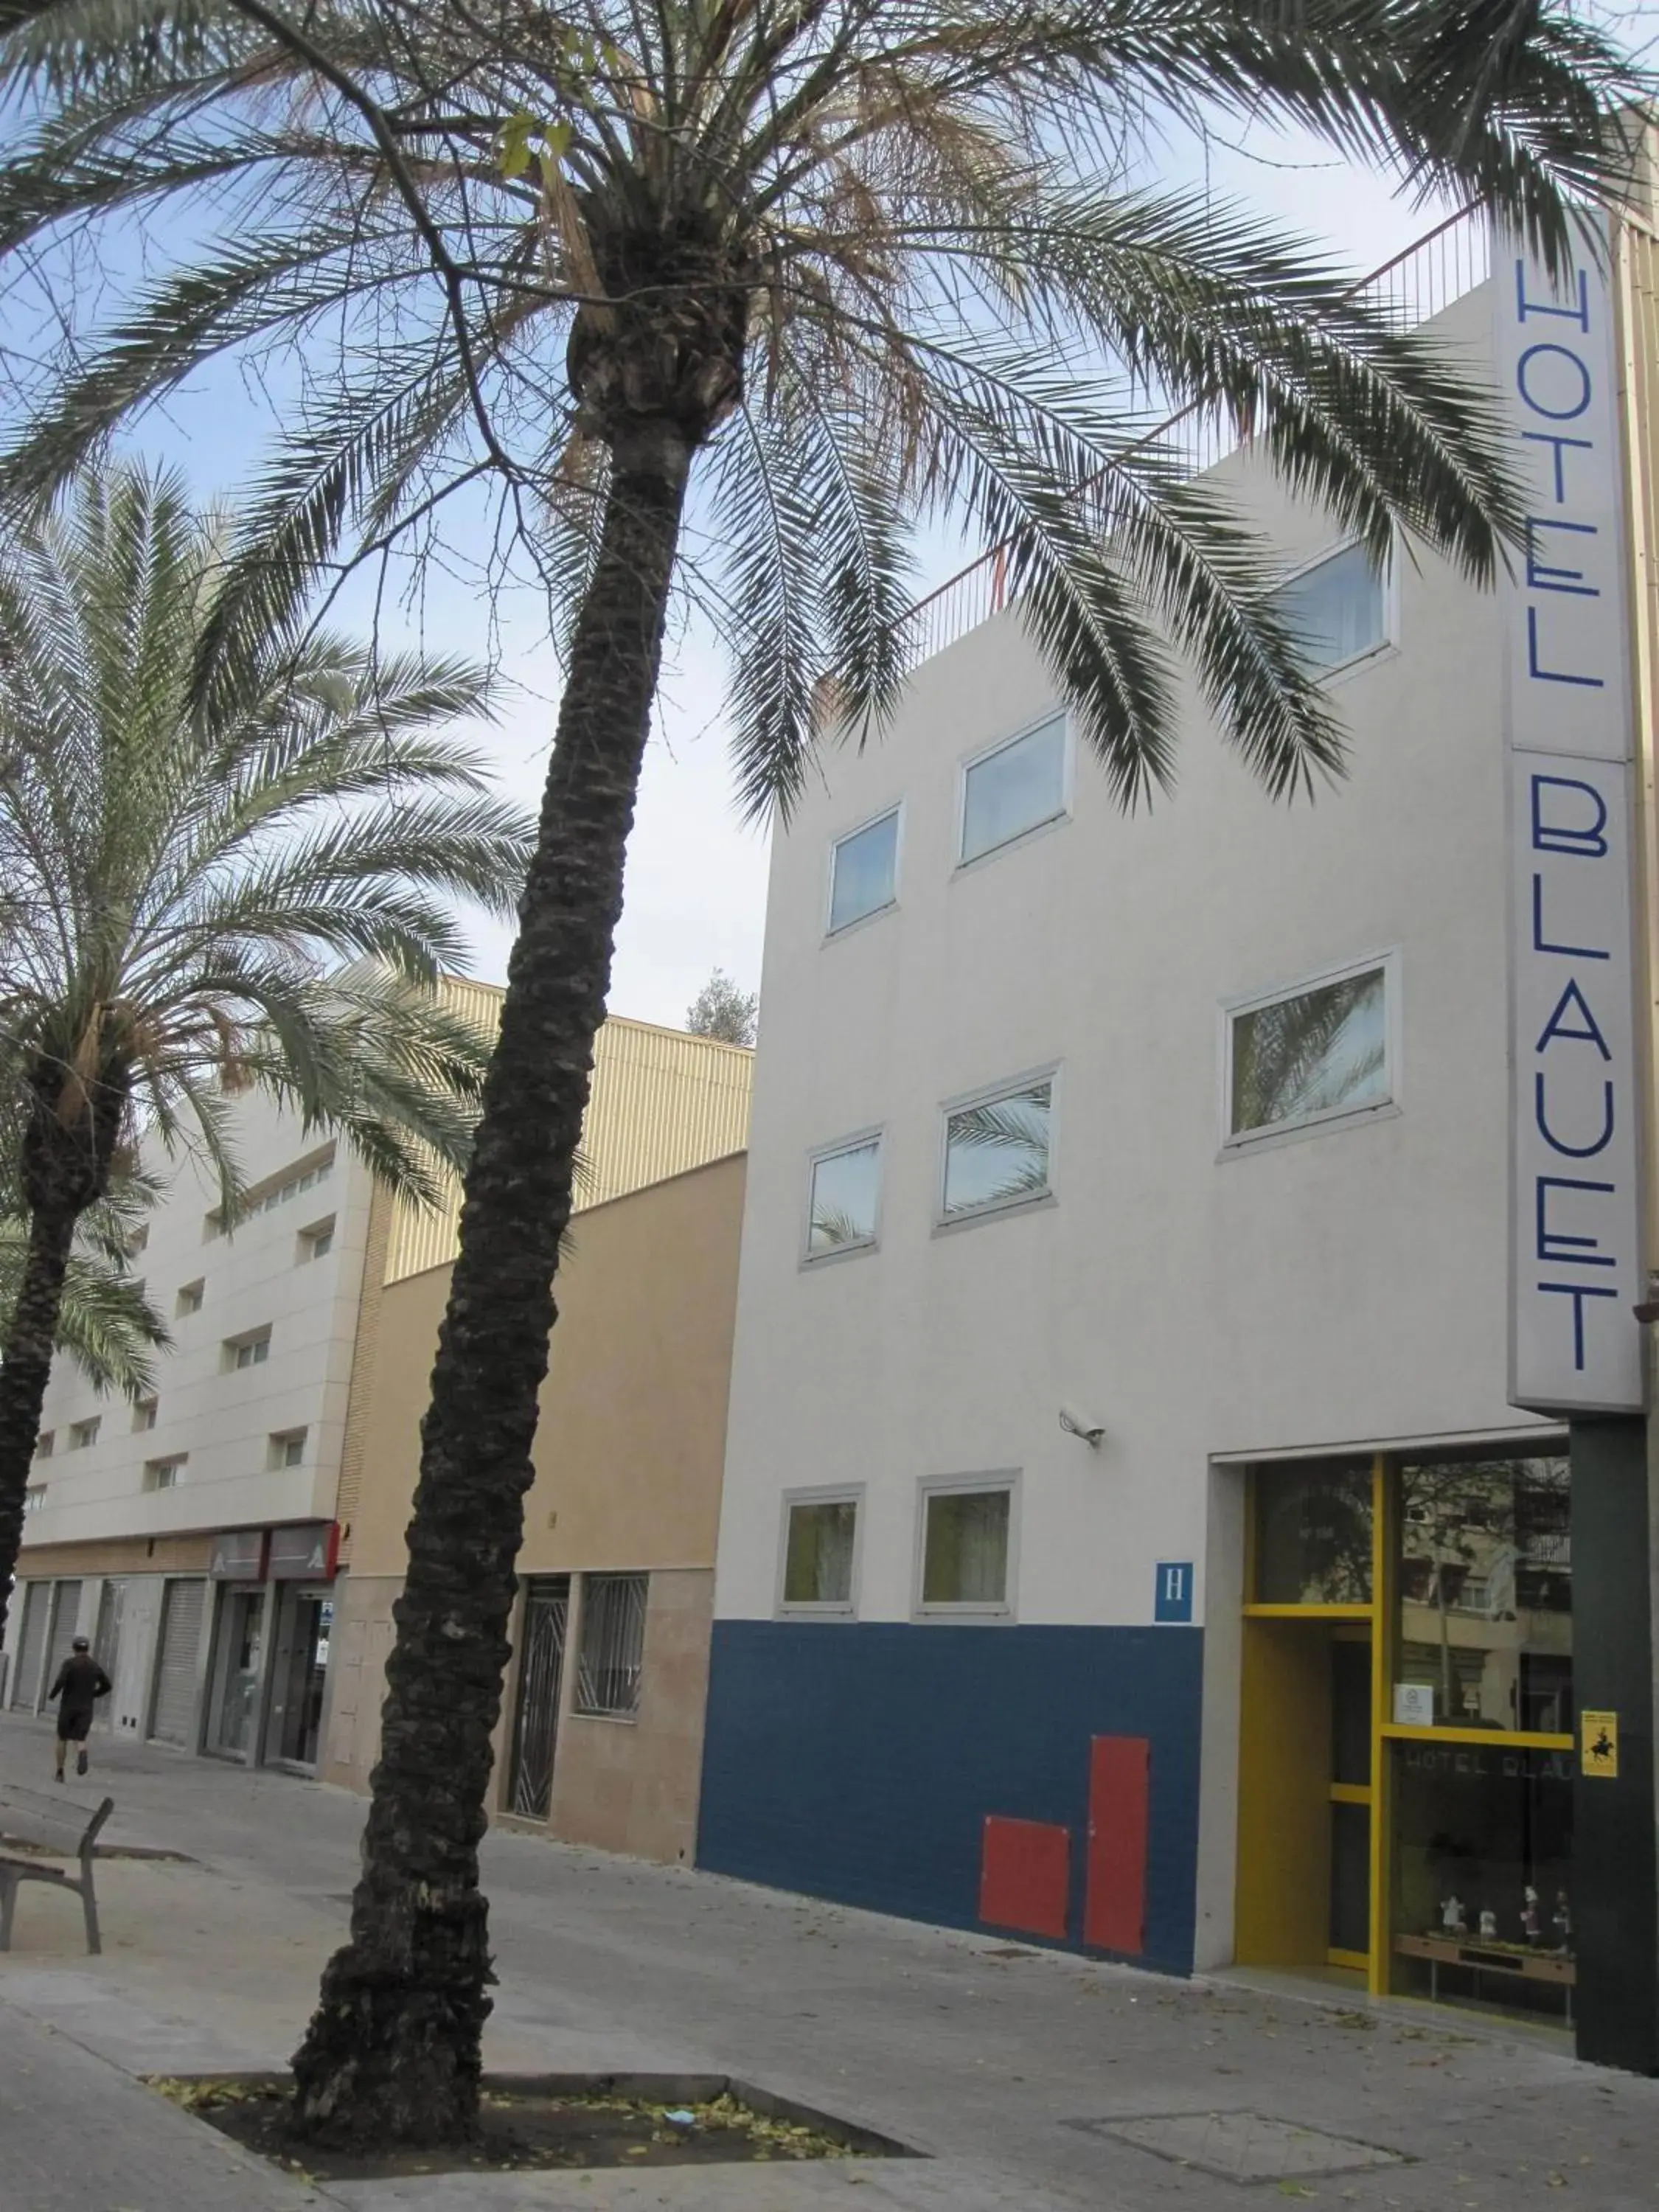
147 2070 917 2183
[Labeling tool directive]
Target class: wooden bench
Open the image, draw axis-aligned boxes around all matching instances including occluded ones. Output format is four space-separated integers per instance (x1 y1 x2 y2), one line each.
0 1785 114 1955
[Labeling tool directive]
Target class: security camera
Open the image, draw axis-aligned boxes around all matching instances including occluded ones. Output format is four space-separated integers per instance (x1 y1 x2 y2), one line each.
1059 1406 1105 1447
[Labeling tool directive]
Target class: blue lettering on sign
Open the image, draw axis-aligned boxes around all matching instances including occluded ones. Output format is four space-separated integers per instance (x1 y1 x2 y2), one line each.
1531 775 1607 858
1154 1562 1193 1625
1516 261 1592 333
1522 430 1593 503
1516 342 1593 420
1531 874 1608 961
1526 604 1604 689
1525 515 1599 598
1534 1072 1614 1159
1536 1175 1617 1265
1536 979 1612 1059
1537 1281 1620 1371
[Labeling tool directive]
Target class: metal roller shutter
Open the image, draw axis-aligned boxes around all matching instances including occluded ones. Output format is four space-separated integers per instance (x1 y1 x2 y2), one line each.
149 1578 206 1747
8 1583 48 1710
43 1580 83 1700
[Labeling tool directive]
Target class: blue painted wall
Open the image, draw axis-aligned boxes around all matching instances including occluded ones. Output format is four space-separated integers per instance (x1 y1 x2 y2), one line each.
697 1621 1203 1973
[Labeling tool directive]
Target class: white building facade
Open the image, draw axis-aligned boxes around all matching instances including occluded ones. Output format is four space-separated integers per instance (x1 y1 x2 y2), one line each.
10 1091 375 1771
701 206 1659 2070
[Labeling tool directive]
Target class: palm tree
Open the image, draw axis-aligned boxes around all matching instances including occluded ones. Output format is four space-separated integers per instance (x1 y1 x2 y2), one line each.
0 460 534 1637
0 1207 170 1399
0 0 1644 2148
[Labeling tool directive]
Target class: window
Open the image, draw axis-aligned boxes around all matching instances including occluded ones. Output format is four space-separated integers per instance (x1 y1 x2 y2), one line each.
1266 540 1389 676
299 1219 335 1262
176 1279 204 1315
781 1494 859 1611
1252 1459 1374 1604
960 714 1067 864
1226 958 1393 1144
919 1481 1014 1613
268 1429 307 1470
226 1330 271 1371
132 1399 159 1434
67 1417 101 1451
23 1485 45 1516
942 1077 1053 1221
806 1138 881 1258
574 1573 647 1717
143 1457 185 1492
35 1432 53 1461
828 807 900 934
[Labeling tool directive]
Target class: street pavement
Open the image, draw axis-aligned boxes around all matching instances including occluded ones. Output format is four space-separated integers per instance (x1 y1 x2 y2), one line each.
1 1715 1656 2211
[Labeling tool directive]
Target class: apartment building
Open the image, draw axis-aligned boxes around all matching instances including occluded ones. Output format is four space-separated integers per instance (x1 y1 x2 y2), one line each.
10 996 754 1778
700 195 1659 2073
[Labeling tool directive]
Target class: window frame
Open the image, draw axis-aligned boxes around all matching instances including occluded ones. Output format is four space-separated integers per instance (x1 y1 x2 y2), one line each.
224 1328 273 1372
133 1399 159 1433
35 1432 53 1461
802 1127 884 1266
956 710 1072 870
571 1571 649 1721
67 1416 101 1452
1265 535 1396 683
176 1279 205 1315
23 1484 46 1515
936 1065 1060 1230
776 1484 864 1618
268 1428 307 1470
142 1455 186 1492
298 1217 336 1263
824 802 903 939
1220 949 1401 1154
914 1472 1020 1621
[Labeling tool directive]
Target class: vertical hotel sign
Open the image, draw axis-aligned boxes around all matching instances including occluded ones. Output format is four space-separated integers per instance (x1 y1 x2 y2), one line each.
1498 227 1644 1414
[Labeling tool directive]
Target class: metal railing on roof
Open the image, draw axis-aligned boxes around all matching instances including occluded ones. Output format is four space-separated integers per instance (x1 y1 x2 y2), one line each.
901 204 1490 669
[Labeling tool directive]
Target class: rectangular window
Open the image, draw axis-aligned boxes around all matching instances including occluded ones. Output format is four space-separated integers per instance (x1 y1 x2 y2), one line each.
143 1457 185 1492
226 1331 271 1371
781 1495 859 1611
299 1220 335 1262
574 1573 647 1718
268 1430 307 1470
176 1279 204 1315
133 1399 159 1434
919 1481 1014 1613
1227 959 1392 1144
23 1484 45 1516
35 1432 52 1461
1267 540 1389 676
806 1138 881 1258
67 1417 101 1451
1251 1459 1375 1604
960 715 1066 864
942 1078 1053 1221
828 808 900 935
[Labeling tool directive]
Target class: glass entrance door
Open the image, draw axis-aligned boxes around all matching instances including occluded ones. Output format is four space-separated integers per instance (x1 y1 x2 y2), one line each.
269 1587 333 1770
206 1587 265 1759
1327 1631 1372 1967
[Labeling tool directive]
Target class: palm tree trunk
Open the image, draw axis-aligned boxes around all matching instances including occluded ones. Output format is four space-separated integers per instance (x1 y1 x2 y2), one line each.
290 446 691 2147
0 1197 80 1646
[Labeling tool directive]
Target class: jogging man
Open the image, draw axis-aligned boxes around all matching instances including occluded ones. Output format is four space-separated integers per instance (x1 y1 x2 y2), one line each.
46 1636 111 1781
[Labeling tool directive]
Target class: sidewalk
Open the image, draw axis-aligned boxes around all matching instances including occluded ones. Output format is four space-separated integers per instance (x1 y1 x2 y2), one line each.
1 1714 1656 2211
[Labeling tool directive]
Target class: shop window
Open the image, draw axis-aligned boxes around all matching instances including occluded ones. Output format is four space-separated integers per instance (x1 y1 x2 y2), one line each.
1227 959 1392 1145
1251 1460 1374 1604
828 807 900 934
941 1077 1053 1222
959 715 1067 863
574 1573 647 1718
1265 540 1390 676
919 1481 1013 1613
781 1494 858 1611
806 1137 881 1259
1391 1453 1571 1733
1389 1739 1574 2023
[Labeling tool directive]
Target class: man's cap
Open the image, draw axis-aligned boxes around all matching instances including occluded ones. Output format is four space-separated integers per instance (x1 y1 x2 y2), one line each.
71 1635 89 1649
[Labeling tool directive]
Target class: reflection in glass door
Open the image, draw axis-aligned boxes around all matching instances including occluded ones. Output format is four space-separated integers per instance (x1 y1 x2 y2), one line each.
208 1587 265 1758
271 1589 333 1770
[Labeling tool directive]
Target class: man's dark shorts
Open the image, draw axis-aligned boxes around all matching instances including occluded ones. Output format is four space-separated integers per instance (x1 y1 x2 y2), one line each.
55 1707 92 1744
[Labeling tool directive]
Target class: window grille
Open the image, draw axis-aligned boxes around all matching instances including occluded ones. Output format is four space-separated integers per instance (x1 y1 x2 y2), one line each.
574 1574 647 1717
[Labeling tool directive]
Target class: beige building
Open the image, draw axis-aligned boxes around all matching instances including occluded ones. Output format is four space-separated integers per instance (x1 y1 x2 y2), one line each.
324 1148 745 1865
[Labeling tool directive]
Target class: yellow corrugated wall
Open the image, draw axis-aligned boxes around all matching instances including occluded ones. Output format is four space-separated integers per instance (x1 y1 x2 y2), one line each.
384 983 754 1285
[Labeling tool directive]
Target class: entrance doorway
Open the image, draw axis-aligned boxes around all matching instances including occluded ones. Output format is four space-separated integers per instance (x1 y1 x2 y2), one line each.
1236 1618 1372 1973
507 1576 570 1820
206 1586 265 1759
268 1586 333 1770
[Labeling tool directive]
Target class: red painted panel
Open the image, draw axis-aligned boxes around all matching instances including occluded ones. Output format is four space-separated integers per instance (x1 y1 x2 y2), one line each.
1085 1735 1149 1955
979 1815 1070 1940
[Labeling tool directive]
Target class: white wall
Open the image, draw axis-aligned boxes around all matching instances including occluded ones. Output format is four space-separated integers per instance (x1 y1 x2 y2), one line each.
25 1091 375 1548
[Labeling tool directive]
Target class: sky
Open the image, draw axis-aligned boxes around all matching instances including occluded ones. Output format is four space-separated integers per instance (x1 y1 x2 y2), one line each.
40 112 1470 1032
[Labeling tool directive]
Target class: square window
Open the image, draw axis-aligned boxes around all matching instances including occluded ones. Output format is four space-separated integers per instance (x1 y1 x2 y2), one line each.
268 1430 306 1470
143 1457 184 1492
781 1495 859 1610
942 1079 1053 1220
960 716 1066 864
574 1573 647 1717
807 1138 881 1258
920 1484 1013 1611
176 1279 204 1315
68 1417 101 1450
35 1432 53 1461
828 808 900 934
1228 959 1392 1143
23 1484 45 1516
1267 541 1389 676
227 1332 271 1371
133 1399 159 1434
299 1220 335 1262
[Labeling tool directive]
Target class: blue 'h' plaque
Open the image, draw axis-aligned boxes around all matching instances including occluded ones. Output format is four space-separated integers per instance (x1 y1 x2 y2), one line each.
1154 1562 1194 1623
